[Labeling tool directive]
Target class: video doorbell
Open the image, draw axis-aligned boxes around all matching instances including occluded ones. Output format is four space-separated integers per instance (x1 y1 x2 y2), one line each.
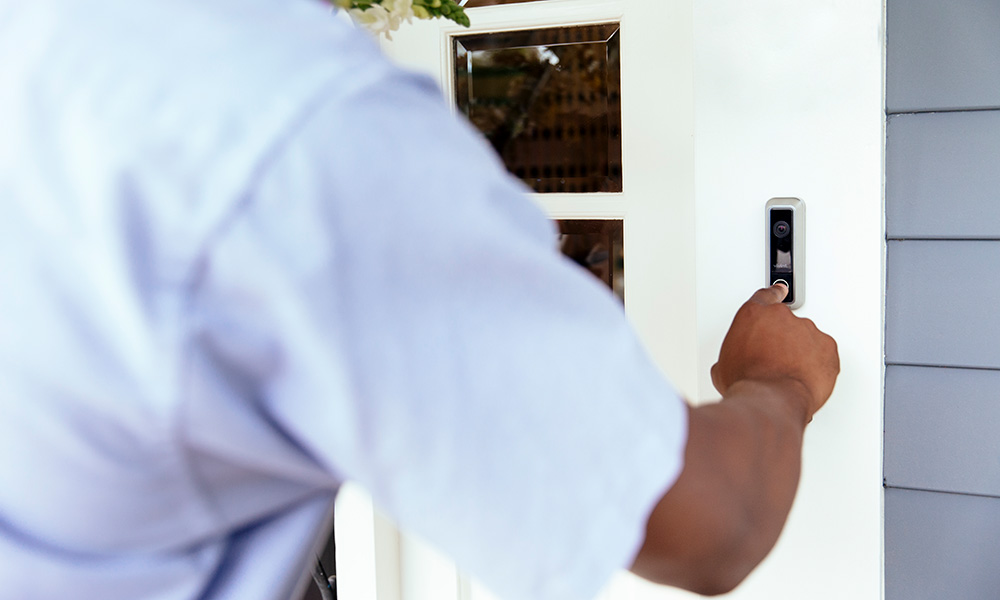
765 197 805 309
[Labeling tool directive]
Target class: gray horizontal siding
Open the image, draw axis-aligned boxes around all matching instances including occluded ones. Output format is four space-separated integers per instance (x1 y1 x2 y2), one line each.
886 0 1000 113
885 365 1000 497
886 3 1000 598
886 111 1000 239
886 240 1000 369
885 488 1000 600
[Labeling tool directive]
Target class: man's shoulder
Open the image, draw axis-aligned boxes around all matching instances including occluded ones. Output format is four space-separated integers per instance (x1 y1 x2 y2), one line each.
3 0 394 273
26 0 387 130
8 0 391 155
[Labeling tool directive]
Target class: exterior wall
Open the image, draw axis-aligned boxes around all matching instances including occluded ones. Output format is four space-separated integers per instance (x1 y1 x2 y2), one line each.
885 1 1000 598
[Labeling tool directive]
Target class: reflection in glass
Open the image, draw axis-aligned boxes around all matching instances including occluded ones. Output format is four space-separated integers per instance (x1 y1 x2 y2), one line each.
774 249 792 272
454 24 622 193
557 219 624 303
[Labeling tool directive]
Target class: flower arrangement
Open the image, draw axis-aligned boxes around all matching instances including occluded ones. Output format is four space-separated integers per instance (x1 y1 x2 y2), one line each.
331 0 470 38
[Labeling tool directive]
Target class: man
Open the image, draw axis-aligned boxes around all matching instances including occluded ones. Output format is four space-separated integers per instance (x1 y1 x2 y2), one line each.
0 0 838 599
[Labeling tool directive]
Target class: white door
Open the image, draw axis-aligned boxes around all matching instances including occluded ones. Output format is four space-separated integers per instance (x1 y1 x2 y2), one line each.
337 1 884 599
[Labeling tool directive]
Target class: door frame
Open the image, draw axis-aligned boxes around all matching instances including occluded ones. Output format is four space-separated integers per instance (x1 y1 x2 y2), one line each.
340 0 699 598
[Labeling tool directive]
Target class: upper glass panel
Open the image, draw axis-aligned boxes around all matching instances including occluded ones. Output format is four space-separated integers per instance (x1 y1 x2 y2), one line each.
454 24 623 193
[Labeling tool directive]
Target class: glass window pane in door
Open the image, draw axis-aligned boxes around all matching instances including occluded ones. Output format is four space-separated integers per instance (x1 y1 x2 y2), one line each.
454 24 622 193
557 219 624 303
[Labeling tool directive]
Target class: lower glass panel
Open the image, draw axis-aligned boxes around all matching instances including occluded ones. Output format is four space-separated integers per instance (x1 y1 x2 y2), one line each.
557 219 624 303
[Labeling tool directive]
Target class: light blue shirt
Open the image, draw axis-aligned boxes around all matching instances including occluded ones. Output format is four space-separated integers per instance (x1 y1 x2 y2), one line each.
0 1 687 598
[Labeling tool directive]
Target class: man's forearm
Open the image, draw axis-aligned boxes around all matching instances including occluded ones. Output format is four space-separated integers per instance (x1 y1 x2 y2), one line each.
630 378 810 596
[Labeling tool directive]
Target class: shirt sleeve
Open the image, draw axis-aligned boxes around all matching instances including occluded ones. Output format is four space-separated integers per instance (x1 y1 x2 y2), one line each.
187 63 688 600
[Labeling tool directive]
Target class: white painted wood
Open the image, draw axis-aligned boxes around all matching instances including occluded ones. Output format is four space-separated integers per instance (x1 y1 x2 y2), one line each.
334 483 380 600
533 194 625 220
380 1 701 400
374 2 698 598
339 0 885 599
374 511 402 599
399 535 462 600
692 2 884 599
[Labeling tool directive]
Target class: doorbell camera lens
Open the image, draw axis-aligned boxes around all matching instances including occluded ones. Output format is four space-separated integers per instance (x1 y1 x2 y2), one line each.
773 221 790 239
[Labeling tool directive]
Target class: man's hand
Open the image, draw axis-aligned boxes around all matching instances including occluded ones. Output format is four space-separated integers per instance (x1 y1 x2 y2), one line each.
710 283 839 421
630 285 840 595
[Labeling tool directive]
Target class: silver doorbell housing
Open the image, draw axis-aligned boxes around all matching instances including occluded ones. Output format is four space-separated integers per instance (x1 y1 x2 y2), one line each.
765 197 805 309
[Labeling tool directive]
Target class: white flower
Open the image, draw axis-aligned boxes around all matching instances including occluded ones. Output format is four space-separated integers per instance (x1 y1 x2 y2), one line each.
335 0 468 35
382 0 415 29
349 4 395 38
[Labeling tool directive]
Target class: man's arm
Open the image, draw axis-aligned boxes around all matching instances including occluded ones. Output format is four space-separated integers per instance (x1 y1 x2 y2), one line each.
630 284 839 595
